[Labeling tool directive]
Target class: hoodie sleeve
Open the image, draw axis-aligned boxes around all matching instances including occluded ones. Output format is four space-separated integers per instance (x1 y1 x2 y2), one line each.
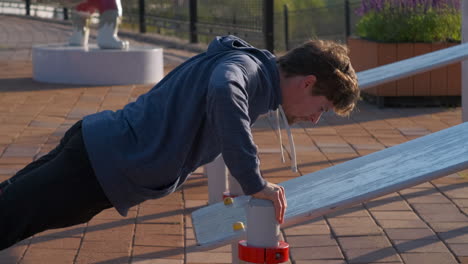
206 61 267 195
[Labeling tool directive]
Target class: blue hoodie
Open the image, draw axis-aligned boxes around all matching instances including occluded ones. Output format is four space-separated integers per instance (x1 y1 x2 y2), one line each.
82 35 282 216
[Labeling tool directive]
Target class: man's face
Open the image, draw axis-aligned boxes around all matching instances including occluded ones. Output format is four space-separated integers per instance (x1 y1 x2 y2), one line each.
281 75 334 125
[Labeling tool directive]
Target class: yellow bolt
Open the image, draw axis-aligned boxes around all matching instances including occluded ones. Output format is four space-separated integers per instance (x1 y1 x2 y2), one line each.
224 197 234 206
232 222 245 231
459 169 468 180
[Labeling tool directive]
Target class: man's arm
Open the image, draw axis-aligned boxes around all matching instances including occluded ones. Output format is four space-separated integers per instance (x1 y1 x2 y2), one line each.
207 62 286 223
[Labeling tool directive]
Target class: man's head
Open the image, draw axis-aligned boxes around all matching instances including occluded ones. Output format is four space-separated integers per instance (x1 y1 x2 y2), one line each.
277 39 359 124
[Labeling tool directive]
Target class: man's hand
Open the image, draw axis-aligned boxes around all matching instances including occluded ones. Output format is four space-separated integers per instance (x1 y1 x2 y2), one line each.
251 181 287 224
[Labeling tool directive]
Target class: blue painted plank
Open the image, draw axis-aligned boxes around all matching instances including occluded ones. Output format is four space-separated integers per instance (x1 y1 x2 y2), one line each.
358 42 468 90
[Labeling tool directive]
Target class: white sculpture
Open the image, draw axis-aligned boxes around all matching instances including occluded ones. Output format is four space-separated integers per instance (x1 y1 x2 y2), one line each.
33 0 164 85
63 0 129 49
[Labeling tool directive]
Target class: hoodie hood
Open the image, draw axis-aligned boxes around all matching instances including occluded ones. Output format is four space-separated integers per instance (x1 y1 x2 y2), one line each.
207 35 274 58
207 35 281 110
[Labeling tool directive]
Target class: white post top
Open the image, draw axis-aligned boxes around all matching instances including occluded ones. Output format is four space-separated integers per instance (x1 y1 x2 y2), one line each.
206 156 228 204
228 173 243 196
246 198 280 248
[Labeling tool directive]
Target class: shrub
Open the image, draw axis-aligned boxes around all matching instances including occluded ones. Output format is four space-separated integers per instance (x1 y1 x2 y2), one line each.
355 0 461 42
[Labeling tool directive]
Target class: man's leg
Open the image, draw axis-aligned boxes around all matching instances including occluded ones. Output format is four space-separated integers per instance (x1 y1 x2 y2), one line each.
0 126 112 250
6 121 83 183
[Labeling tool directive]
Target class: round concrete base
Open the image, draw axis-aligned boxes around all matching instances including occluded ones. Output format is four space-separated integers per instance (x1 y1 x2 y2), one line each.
33 44 163 85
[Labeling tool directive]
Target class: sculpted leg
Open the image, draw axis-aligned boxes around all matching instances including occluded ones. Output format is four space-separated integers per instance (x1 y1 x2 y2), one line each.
69 11 91 47
97 9 129 49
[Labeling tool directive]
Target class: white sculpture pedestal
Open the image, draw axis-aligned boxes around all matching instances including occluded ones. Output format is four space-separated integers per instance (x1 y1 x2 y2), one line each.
32 44 163 86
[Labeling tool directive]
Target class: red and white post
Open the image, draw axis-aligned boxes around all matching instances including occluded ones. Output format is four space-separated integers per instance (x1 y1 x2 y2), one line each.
237 198 289 264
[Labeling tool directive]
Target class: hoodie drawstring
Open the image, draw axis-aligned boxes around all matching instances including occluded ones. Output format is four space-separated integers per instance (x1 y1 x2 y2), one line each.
277 106 298 173
276 109 286 163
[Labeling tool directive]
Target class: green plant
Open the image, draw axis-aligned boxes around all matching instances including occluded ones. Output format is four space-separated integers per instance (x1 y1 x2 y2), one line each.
355 0 461 42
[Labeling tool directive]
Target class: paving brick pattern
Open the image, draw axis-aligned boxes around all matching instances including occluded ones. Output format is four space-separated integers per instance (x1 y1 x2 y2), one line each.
1 14 468 264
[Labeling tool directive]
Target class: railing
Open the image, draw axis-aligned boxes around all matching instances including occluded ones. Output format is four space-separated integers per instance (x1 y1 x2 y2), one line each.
276 0 361 51
0 0 362 52
0 0 67 19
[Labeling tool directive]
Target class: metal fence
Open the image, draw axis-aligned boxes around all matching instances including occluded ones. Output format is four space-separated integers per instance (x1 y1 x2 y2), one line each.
0 0 362 52
121 0 269 49
196 0 264 46
0 0 67 18
275 0 361 51
122 0 191 39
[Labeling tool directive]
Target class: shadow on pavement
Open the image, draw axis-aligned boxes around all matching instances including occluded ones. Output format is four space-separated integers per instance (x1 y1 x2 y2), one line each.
0 77 90 92
15 183 467 263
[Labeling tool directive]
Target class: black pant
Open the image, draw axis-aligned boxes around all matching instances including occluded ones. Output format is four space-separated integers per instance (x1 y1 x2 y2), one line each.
0 121 112 250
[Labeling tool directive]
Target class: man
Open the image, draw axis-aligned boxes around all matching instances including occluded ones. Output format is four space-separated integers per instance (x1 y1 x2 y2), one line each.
0 35 359 250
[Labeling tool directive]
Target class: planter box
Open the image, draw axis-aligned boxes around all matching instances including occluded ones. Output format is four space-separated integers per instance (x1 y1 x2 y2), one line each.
348 37 461 98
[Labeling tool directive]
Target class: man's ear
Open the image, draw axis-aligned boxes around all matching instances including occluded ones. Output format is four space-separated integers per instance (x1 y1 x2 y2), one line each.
302 75 317 90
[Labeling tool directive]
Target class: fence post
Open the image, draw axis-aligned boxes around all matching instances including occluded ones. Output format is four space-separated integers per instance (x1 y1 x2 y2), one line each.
345 0 351 42
63 8 69 20
139 0 146 33
25 0 30 16
263 0 274 52
189 0 198 43
463 0 468 122
283 4 289 51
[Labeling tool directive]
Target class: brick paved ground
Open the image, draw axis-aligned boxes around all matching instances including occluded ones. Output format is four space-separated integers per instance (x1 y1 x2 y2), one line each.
1 14 468 264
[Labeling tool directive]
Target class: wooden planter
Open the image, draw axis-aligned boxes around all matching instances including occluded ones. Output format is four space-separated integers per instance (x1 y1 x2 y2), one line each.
348 37 461 100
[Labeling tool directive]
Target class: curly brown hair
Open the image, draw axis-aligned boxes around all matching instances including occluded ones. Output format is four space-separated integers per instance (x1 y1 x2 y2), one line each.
277 40 360 116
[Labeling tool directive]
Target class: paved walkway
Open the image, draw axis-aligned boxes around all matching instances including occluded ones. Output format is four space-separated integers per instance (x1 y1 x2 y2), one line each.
1 14 468 264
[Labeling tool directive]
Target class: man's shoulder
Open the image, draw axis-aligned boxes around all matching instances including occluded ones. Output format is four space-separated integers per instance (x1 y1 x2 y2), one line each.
218 52 264 72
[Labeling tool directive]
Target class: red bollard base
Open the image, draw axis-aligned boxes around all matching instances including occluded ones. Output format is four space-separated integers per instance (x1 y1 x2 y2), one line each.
223 191 239 199
238 240 289 264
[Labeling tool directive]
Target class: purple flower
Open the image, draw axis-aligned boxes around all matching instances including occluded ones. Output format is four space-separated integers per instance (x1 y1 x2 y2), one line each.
355 0 460 16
